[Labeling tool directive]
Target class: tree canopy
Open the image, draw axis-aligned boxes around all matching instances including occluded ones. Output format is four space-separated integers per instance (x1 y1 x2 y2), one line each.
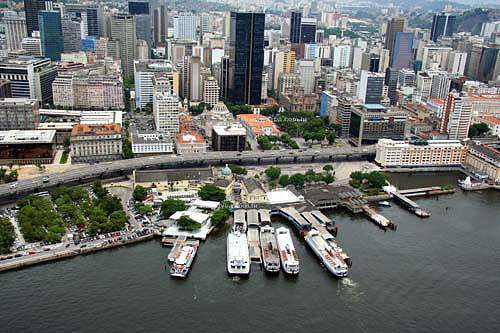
160 199 186 219
176 215 202 230
265 166 281 181
0 217 15 254
198 184 226 202
469 123 489 137
133 185 148 202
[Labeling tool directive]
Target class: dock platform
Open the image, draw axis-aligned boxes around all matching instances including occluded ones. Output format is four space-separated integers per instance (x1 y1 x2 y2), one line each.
392 191 431 217
167 236 199 262
362 205 396 230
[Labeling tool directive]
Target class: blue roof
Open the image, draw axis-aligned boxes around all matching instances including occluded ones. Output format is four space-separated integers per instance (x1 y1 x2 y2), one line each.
363 104 386 110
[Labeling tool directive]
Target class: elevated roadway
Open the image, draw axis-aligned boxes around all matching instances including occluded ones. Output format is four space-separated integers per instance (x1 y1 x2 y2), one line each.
0 146 375 200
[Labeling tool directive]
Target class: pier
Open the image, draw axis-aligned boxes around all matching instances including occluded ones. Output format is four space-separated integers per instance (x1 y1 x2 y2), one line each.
391 191 431 217
166 236 199 262
246 209 262 263
362 205 396 230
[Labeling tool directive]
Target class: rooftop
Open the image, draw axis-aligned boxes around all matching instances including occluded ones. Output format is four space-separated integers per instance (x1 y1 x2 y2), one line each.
0 130 56 144
377 139 464 148
212 124 247 136
71 123 121 136
236 114 280 136
481 116 500 125
175 131 205 144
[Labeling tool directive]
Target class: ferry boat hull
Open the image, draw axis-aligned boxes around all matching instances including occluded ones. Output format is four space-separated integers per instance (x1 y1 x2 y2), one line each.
227 232 250 276
170 245 197 278
275 227 299 275
305 231 348 278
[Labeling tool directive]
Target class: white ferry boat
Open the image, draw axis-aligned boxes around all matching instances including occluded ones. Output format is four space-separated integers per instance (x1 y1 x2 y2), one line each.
170 244 197 278
227 231 250 275
275 227 299 275
259 226 280 273
305 229 348 278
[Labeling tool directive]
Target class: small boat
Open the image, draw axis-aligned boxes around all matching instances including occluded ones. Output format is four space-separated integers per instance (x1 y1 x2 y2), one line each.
378 201 391 207
170 244 197 278
275 227 299 275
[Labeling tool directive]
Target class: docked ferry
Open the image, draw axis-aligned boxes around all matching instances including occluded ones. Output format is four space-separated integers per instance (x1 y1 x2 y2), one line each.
275 227 299 275
227 231 250 275
170 244 197 278
305 229 348 278
259 226 280 273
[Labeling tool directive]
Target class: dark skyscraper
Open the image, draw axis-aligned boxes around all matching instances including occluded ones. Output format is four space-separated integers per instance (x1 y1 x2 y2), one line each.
153 5 168 45
24 0 53 36
385 17 405 58
300 18 317 44
385 68 399 106
128 1 150 15
39 10 63 61
390 32 413 69
86 6 101 37
430 13 456 42
290 11 301 44
228 12 265 105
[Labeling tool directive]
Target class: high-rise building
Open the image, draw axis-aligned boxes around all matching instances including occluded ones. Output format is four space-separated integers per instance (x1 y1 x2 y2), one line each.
136 40 148 60
440 91 472 140
4 17 27 51
219 56 230 100
0 56 57 103
430 73 451 100
0 80 12 98
398 68 415 87
189 56 202 102
0 98 39 130
203 76 220 106
86 6 102 37
332 45 351 68
173 13 197 40
135 14 153 51
153 5 168 45
357 70 385 104
128 1 149 15
290 11 302 43
62 17 83 53
300 18 317 44
200 14 210 35
297 60 315 95
385 68 399 106
431 13 456 42
228 12 265 105
21 37 41 56
390 32 413 69
24 0 54 37
134 60 179 109
39 10 63 61
111 14 136 79
385 17 405 59
153 76 180 136
447 52 467 76
477 47 500 83
212 124 246 151
272 50 295 91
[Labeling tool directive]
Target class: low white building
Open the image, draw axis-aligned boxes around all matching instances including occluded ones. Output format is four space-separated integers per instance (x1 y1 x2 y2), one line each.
131 132 174 156
375 139 466 167
266 190 304 205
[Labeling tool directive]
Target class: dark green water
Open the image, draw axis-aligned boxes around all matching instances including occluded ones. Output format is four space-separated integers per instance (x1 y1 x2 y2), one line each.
1 173 499 332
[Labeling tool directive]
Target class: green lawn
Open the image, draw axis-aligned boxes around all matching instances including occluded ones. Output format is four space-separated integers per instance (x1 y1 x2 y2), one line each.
60 151 69 164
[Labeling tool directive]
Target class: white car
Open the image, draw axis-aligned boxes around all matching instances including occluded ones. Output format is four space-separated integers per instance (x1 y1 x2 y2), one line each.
9 183 17 189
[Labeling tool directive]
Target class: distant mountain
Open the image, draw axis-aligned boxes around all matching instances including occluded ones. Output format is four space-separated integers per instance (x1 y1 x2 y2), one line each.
456 8 500 34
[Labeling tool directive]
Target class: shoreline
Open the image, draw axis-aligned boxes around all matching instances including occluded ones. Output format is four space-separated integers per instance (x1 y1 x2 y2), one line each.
0 234 155 273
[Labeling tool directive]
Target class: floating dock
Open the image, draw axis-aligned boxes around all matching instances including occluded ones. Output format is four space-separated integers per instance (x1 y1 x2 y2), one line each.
392 191 431 217
167 236 200 262
362 205 396 230
246 209 262 263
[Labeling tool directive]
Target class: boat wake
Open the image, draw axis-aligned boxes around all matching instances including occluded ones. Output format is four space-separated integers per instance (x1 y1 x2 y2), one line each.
232 276 241 282
341 278 358 288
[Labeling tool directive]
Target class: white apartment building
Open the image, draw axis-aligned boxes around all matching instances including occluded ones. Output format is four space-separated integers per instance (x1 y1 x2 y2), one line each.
203 76 220 106
332 45 351 68
440 92 473 141
4 17 27 50
21 37 41 56
173 13 197 40
375 139 466 167
131 132 174 155
134 60 179 109
153 78 180 136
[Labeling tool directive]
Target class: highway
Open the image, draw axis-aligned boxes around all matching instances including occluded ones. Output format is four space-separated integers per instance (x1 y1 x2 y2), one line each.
0 146 375 199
